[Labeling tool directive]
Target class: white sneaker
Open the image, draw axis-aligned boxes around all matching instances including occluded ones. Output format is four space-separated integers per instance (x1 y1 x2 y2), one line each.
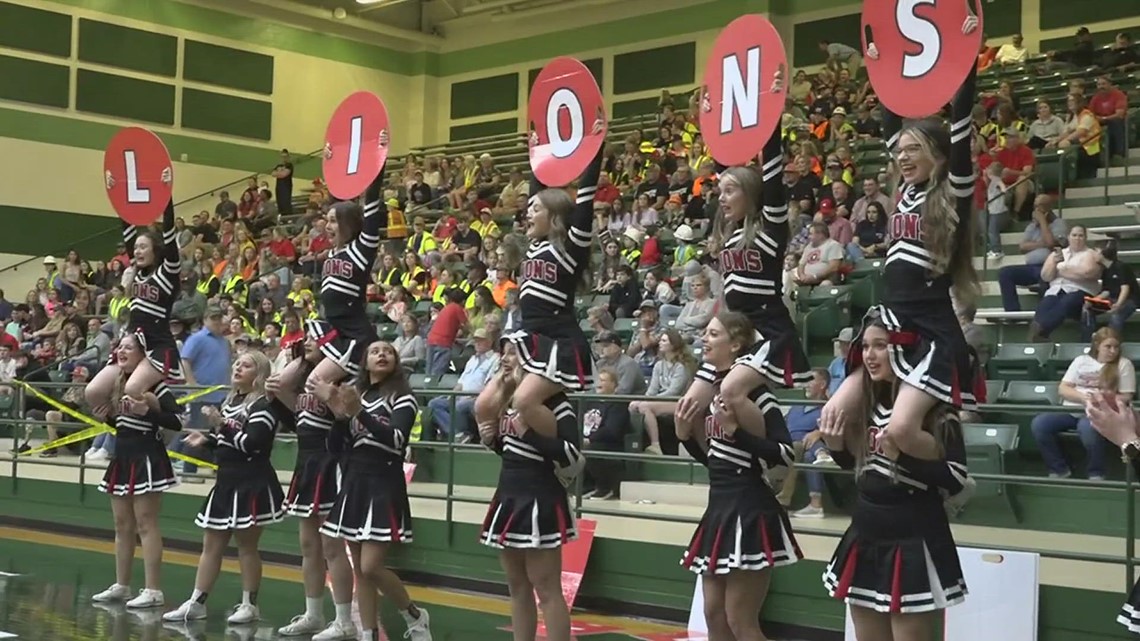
162 599 208 622
312 619 358 640
126 588 165 609
227 603 260 625
92 583 131 602
87 449 110 462
812 451 835 465
985 250 1004 261
403 608 432 641
792 505 825 519
279 613 325 636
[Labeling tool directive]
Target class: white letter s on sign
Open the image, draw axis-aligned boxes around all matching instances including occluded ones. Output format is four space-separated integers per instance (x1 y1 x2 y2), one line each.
896 0 939 79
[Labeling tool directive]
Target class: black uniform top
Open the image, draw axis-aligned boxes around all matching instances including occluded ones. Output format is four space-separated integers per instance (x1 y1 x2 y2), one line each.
490 393 582 492
114 382 184 442
718 128 793 334
830 404 968 502
294 390 339 453
204 393 287 469
319 170 386 339
122 201 180 341
879 67 977 315
339 387 417 471
518 150 603 335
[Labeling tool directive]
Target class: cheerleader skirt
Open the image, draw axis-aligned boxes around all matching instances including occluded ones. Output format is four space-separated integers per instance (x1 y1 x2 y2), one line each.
320 463 413 543
681 489 802 575
284 450 343 519
305 319 375 379
1118 577 1140 633
98 439 179 496
480 483 577 550
195 464 286 530
696 322 812 389
502 328 595 391
848 304 977 410
822 491 967 614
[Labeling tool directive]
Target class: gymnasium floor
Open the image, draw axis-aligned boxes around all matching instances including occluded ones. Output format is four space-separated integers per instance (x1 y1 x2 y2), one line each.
0 526 694 641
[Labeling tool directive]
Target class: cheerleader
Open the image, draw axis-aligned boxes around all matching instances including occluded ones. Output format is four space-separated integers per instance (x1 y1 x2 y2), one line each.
272 338 356 640
820 314 971 641
676 86 812 445
1086 395 1140 635
314 341 432 641
91 333 183 609
478 343 583 641
473 120 604 444
162 350 287 624
677 311 800 641
86 194 182 411
822 15 981 460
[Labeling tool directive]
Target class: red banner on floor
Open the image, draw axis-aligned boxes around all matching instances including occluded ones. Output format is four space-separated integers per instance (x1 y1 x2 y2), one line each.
554 518 596 610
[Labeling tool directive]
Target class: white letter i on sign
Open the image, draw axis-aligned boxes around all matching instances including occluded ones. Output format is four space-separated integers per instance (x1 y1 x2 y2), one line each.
721 47 760 134
347 116 363 175
124 150 150 203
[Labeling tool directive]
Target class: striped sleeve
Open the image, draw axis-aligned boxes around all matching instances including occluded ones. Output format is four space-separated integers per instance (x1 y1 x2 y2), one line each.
160 200 180 275
519 393 583 467
948 66 978 211
355 393 418 452
230 398 279 455
759 127 789 229
566 147 604 256
145 384 185 431
349 165 387 272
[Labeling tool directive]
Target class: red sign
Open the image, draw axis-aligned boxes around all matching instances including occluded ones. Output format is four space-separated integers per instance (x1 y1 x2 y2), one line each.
699 15 787 167
103 127 173 226
403 462 416 485
527 57 607 187
501 620 619 638
862 0 983 118
323 91 390 200
635 633 708 641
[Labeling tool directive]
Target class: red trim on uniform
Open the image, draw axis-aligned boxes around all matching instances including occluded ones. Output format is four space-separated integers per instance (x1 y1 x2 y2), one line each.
708 523 725 571
758 519 775 566
845 341 863 372
833 543 858 599
249 492 258 523
888 330 920 346
107 462 120 493
681 525 705 568
317 329 339 348
783 348 793 387
890 546 904 613
531 335 539 359
481 499 498 534
312 468 326 509
127 461 138 496
573 349 586 388
498 510 518 547
950 362 962 406
285 474 300 503
389 506 401 543
554 502 568 544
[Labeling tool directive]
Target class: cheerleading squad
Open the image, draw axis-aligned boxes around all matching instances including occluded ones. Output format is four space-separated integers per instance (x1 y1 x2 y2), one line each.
74 23 1140 641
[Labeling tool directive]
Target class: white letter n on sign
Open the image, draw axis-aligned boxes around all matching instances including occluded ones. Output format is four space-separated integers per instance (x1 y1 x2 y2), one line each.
720 47 760 135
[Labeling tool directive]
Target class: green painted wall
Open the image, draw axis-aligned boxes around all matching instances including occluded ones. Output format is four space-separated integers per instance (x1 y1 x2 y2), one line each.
0 474 1135 639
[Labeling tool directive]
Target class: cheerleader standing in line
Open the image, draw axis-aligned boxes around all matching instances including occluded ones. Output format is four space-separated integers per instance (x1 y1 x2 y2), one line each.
821 15 981 460
87 191 183 411
472 119 604 447
162 350 288 624
91 333 183 610
477 343 583 641
676 87 812 446
273 337 356 641
314 341 432 641
819 314 972 641
677 311 800 641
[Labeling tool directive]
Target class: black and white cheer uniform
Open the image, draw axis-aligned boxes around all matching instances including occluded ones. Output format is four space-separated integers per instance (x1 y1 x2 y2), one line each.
283 384 343 519
120 201 183 381
98 382 183 496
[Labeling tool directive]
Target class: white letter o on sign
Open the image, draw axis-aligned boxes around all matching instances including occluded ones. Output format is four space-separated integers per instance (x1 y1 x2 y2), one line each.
546 88 584 159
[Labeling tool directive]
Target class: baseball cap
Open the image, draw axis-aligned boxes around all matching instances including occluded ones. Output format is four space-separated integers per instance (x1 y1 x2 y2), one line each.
834 327 855 343
593 330 622 345
472 328 490 340
818 197 837 214
639 299 659 310
43 256 56 265
832 106 847 116
204 305 224 318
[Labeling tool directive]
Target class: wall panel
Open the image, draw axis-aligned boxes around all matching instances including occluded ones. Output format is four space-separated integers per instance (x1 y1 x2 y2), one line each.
612 43 695 94
0 1 71 58
449 117 518 142
0 56 69 109
78 19 177 77
183 40 274 95
182 88 272 140
76 70 175 125
449 73 520 120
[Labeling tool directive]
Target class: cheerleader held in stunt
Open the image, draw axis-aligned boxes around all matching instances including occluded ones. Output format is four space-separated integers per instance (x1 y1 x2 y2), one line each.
676 113 810 449
163 351 287 624
273 337 356 640
677 311 800 641
478 343 584 641
473 120 604 447
314 341 431 641
87 195 183 410
91 334 183 609
820 314 972 641
822 15 981 464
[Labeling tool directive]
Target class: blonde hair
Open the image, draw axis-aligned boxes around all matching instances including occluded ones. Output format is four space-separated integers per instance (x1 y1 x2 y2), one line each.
224 350 272 411
709 167 764 253
533 189 574 256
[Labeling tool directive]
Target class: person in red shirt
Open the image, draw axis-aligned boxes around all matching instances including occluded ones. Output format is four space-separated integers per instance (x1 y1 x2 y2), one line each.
426 288 468 375
594 172 621 205
994 130 1036 216
1090 75 1129 158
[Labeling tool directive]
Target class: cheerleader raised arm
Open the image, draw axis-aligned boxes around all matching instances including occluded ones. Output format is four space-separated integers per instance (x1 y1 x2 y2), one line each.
86 196 182 412
823 14 981 458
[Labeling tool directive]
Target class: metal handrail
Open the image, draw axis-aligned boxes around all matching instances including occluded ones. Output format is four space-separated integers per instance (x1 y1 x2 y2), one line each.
0 147 325 277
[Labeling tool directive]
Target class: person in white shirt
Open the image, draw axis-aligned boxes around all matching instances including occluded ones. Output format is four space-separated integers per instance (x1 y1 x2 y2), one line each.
1032 225 1102 341
1031 328 1135 479
794 223 844 287
995 33 1029 66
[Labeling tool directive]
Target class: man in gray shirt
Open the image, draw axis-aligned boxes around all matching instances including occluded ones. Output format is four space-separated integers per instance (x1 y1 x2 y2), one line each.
997 195 1069 311
594 331 646 396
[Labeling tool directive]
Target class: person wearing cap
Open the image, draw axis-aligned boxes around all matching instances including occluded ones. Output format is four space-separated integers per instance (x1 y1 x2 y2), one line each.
670 224 698 275
405 216 439 261
619 228 643 267
446 215 482 264
593 330 645 396
427 327 499 443
384 197 408 251
995 126 1036 216
627 300 664 376
471 206 501 241
1049 26 1096 67
827 327 854 396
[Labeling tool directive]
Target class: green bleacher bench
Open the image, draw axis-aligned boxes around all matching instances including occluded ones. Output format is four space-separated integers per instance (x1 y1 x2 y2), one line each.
800 284 853 310
989 343 1052 380
1048 342 1089 378
376 323 398 341
411 374 438 390
985 379 1006 404
614 318 637 340
847 259 884 281
436 374 460 391
1001 380 1060 406
963 423 1020 451
413 300 433 315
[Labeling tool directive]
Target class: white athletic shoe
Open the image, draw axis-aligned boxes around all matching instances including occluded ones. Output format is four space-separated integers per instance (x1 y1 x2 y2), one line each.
312 619 358 640
126 588 165 609
227 603 260 625
279 613 326 636
403 608 432 641
92 583 131 602
162 599 208 622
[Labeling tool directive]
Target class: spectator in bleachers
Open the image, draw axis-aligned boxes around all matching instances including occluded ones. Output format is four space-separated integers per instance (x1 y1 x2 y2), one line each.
825 177 856 215
1031 225 1102 341
851 104 881 139
983 161 1012 258
1028 100 1066 151
642 269 676 306
851 201 888 260
851 177 891 225
629 329 696 456
582 368 630 500
619 228 643 267
1090 75 1129 160
393 314 425 373
593 239 623 294
426 288 467 375
627 300 663 377
1082 240 1139 341
1060 92 1103 180
794 222 844 288
998 196 1068 312
593 330 645 396
820 40 861 76
817 198 855 255
996 129 1035 218
780 368 833 518
427 328 499 443
632 193 659 230
977 35 998 73
995 33 1029 67
637 164 669 210
1031 328 1135 480
1049 26 1096 68
827 327 853 396
672 272 716 344
1104 32 1137 69
958 306 991 368
608 265 640 320
790 70 813 104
